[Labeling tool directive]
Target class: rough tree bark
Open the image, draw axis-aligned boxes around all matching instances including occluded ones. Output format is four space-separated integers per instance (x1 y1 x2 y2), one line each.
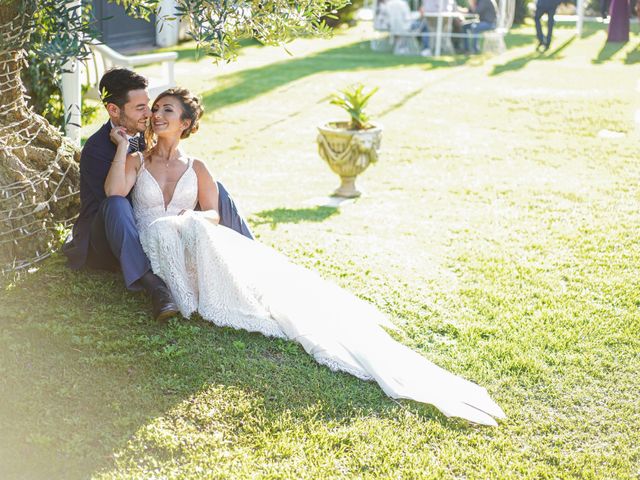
0 0 80 272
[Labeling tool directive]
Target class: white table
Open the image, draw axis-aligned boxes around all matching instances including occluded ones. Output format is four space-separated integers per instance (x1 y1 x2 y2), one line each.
420 10 479 56
373 8 478 57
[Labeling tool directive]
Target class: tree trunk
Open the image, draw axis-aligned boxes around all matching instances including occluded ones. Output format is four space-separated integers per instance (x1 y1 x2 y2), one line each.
0 0 80 273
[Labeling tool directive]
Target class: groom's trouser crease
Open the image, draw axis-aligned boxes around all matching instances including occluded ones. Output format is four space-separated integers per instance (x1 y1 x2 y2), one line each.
88 195 151 290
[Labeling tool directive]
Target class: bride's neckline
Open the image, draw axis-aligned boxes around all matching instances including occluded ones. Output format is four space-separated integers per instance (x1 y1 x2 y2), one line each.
148 145 183 168
138 152 193 211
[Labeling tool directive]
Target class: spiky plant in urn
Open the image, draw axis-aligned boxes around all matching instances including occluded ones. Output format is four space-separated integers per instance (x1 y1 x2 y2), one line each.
317 84 382 198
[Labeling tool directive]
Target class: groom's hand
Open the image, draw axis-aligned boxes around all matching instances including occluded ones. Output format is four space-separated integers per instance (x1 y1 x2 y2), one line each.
109 127 129 148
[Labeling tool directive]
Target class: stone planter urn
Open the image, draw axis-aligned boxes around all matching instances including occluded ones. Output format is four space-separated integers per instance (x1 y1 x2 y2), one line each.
317 121 383 198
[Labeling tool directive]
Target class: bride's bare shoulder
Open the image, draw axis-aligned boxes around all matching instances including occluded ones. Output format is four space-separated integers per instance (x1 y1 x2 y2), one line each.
191 159 217 187
192 158 214 175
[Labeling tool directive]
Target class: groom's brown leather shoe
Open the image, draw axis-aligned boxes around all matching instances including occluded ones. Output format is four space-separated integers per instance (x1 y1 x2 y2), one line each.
151 286 179 321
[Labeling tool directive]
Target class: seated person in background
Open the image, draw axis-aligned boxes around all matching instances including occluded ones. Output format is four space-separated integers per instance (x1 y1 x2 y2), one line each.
384 0 412 33
385 0 431 56
446 0 472 52
462 0 497 53
451 14 467 52
374 0 391 30
410 0 434 57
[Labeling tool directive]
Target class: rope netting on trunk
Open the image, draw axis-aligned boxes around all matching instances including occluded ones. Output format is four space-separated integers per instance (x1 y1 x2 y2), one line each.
0 6 80 275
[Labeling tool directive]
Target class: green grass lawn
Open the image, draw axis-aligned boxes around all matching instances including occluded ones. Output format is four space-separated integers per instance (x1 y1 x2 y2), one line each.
2 20 640 479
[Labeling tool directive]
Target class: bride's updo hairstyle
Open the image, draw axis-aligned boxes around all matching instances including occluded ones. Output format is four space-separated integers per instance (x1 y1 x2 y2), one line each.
151 87 204 139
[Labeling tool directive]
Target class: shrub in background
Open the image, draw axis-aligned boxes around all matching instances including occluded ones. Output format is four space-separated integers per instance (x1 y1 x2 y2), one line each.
21 0 99 130
323 0 365 27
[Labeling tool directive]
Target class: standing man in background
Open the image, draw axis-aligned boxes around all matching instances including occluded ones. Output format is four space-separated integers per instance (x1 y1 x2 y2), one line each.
535 0 561 52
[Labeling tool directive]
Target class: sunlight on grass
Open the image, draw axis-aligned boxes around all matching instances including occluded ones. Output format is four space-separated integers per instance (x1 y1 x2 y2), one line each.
3 21 640 480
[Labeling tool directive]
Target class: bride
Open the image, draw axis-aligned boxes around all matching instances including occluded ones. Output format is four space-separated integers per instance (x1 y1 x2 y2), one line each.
104 87 506 426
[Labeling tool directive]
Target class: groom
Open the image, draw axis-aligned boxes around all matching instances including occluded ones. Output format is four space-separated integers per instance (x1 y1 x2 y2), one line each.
63 67 254 321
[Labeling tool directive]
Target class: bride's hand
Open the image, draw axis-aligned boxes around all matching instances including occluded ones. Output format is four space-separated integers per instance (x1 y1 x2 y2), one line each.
109 127 129 148
189 210 219 225
199 210 219 225
180 209 220 225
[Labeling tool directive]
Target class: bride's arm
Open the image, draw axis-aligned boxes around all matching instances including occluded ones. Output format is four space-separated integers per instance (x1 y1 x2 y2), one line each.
104 127 140 197
192 159 220 223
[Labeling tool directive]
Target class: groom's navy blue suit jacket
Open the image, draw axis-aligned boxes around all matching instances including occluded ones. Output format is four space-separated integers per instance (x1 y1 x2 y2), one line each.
63 121 122 269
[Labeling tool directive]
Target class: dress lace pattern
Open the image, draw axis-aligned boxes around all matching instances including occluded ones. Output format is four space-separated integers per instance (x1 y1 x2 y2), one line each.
131 155 506 426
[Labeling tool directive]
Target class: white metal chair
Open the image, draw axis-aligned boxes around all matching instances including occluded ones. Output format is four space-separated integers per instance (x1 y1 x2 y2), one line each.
482 0 515 54
371 3 394 52
386 0 421 55
60 39 178 143
83 40 178 100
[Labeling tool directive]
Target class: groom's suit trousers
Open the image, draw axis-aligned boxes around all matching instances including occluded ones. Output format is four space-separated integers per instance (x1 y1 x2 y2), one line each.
87 196 150 290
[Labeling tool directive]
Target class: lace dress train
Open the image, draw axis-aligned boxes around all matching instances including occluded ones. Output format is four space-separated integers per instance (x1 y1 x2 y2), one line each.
132 157 506 426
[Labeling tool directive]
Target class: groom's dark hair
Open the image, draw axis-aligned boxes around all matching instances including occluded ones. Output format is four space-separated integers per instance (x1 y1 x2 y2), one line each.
99 68 148 108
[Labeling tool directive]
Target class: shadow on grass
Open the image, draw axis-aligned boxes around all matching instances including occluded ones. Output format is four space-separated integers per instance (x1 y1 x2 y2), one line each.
592 40 626 64
154 38 264 62
173 29 562 114
554 19 604 39
503 31 538 49
624 39 640 64
200 40 471 114
490 35 575 76
540 35 575 58
252 206 340 227
0 257 460 479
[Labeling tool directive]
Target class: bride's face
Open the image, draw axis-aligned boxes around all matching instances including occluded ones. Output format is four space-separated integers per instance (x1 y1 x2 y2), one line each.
151 96 190 138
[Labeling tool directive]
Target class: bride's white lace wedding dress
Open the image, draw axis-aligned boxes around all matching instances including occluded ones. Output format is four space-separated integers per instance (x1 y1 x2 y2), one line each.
132 155 505 426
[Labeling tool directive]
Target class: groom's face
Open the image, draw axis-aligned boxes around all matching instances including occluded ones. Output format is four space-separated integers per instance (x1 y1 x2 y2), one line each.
115 89 150 135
